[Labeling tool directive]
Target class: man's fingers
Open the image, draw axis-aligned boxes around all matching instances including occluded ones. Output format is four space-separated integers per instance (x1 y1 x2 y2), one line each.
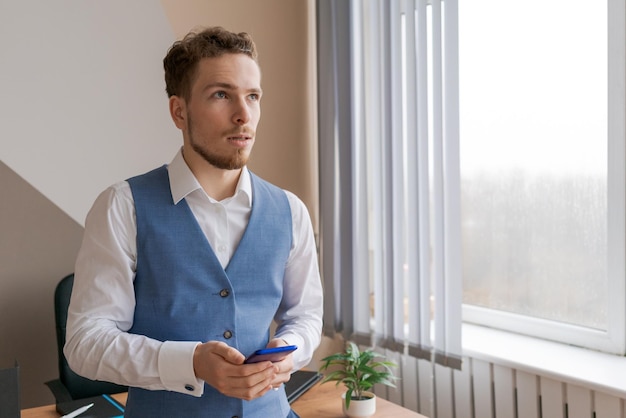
217 363 276 400
194 340 289 401
211 341 246 365
234 376 274 400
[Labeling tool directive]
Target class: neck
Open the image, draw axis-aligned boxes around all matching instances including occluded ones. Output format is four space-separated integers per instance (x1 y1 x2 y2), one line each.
182 149 242 201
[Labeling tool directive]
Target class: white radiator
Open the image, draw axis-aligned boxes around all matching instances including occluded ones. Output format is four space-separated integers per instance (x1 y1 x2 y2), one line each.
374 353 625 418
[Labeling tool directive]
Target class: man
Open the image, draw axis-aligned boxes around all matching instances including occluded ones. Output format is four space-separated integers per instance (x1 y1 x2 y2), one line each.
64 27 323 418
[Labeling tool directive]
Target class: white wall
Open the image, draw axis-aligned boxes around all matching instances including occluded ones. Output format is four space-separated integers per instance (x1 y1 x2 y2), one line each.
0 1 179 225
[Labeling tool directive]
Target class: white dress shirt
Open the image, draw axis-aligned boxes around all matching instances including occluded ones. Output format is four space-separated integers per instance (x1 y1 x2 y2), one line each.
64 150 323 397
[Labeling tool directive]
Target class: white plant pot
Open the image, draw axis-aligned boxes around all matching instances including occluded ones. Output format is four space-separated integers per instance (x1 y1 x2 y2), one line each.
341 391 376 418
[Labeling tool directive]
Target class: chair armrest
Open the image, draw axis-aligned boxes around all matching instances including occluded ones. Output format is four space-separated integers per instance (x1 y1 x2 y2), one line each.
45 379 74 403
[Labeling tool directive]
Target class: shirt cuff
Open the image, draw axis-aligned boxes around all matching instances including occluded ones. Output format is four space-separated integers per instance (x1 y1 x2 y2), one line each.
158 341 204 397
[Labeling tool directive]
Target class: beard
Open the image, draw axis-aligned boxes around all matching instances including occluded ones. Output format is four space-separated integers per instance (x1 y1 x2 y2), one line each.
187 116 251 170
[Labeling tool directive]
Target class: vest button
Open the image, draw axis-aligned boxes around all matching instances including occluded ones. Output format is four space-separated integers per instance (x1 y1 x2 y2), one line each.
219 289 230 297
223 330 233 339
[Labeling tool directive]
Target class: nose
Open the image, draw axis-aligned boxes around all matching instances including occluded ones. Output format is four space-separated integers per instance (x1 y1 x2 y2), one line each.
232 98 251 125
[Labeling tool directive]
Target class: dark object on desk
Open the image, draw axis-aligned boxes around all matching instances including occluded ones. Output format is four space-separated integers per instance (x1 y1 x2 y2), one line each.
285 370 323 404
56 394 125 418
45 274 128 403
0 362 20 418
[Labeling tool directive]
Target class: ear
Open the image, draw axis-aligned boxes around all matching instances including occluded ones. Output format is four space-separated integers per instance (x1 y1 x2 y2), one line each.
169 96 186 129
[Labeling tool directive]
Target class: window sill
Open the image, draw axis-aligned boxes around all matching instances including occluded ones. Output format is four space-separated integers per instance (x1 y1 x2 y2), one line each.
462 323 626 399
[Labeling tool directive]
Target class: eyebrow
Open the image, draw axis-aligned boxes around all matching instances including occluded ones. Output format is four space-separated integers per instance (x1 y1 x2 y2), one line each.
202 82 263 95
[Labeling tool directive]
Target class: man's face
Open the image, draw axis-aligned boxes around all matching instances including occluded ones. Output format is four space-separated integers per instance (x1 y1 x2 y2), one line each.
178 54 262 170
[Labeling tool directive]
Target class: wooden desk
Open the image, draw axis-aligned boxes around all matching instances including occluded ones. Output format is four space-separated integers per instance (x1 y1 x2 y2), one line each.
292 382 426 417
22 383 426 418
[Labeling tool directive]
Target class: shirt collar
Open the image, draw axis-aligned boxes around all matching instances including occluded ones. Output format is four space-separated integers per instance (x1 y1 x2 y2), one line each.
167 148 252 206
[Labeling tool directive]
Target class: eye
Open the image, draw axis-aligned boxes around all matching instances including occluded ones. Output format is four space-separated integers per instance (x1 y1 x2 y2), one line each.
248 93 260 102
214 91 227 99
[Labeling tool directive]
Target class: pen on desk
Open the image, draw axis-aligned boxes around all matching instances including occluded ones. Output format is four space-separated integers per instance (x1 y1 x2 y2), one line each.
61 402 94 418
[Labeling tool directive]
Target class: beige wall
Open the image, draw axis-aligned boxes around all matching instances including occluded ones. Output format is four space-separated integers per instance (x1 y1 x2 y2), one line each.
0 1 317 408
161 0 319 229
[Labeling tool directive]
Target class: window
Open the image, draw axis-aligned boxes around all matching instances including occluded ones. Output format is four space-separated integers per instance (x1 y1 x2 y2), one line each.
460 0 626 354
318 0 625 362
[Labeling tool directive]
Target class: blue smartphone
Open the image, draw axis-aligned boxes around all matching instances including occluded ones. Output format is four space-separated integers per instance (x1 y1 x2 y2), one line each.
244 345 298 364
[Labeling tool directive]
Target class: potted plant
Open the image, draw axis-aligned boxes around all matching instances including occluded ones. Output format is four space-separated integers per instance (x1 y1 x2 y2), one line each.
318 341 398 418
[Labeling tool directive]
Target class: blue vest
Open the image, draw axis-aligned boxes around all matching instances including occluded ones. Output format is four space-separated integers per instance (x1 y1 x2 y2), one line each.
124 166 292 418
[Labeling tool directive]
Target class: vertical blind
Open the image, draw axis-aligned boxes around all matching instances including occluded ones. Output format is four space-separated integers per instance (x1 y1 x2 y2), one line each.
317 0 462 368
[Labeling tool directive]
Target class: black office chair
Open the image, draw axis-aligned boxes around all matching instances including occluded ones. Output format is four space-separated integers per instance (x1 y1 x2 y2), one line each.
45 273 127 403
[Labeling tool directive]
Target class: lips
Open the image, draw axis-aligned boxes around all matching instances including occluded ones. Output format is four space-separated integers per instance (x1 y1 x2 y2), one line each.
227 134 252 140
226 133 254 149
226 129 254 140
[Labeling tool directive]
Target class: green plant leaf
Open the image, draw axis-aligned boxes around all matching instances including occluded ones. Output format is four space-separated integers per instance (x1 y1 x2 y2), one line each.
318 341 399 406
345 388 353 409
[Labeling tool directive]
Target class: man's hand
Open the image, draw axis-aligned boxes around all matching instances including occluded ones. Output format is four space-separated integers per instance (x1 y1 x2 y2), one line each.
193 341 276 401
265 338 294 389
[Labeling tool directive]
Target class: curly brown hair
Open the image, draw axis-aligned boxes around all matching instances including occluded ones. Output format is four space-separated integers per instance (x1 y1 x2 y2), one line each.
163 26 258 100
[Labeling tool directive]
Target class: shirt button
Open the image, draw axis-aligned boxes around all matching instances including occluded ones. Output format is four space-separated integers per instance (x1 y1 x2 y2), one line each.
219 289 230 297
185 384 195 391
223 330 233 339
218 244 227 252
